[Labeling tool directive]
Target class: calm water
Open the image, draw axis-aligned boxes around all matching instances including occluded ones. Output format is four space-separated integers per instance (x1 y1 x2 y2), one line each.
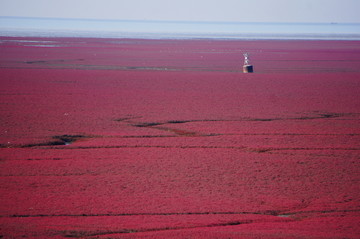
1 16 360 40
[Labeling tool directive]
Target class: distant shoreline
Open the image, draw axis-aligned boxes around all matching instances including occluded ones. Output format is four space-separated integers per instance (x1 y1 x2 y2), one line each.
1 30 360 41
1 17 360 40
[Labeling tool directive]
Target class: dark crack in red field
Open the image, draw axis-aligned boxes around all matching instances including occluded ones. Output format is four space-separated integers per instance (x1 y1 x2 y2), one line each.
1 37 360 238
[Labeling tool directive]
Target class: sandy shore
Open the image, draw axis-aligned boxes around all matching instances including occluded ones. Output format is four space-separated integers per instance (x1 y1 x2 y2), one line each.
1 37 360 238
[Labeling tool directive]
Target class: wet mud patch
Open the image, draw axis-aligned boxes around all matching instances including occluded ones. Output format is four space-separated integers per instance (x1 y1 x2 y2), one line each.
58 220 255 238
130 121 201 137
319 113 342 119
249 148 273 153
277 214 293 218
52 135 86 145
167 120 191 124
243 112 357 122
21 135 88 148
125 111 358 129
26 157 62 161
133 122 164 127
295 112 358 120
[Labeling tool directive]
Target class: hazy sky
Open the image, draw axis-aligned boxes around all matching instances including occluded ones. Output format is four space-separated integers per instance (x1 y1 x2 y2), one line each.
1 0 360 23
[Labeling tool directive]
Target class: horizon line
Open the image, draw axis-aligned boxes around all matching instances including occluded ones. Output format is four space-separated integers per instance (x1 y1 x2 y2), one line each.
1 16 360 25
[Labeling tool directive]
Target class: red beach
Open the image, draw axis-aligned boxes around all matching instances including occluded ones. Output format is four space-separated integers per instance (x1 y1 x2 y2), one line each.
1 37 360 238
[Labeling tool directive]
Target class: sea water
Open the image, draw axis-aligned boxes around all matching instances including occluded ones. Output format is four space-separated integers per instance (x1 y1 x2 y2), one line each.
1 16 360 40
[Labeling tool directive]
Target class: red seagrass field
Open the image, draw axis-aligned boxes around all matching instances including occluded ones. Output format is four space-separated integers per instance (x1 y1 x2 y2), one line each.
1 37 360 238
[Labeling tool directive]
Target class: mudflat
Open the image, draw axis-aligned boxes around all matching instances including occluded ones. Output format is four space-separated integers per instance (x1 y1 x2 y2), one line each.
1 37 360 238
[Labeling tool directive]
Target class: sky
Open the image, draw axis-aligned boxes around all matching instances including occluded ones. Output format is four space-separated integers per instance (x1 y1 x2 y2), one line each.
1 0 360 23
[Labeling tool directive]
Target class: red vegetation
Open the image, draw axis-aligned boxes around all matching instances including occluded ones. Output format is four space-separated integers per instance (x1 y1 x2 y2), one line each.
0 37 360 238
